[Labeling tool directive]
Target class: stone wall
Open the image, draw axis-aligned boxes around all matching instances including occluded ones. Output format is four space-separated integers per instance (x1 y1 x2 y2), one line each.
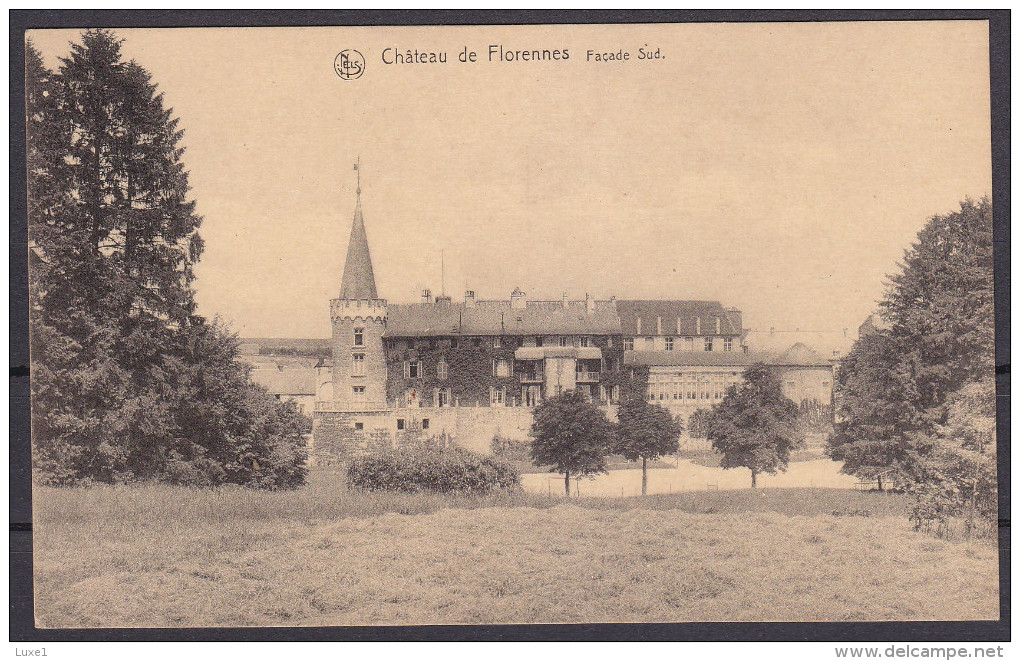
313 403 623 462
311 410 393 466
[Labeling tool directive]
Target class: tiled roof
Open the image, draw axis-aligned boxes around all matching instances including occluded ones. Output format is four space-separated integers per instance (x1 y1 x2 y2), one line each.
743 329 853 358
773 342 834 366
239 355 319 369
384 299 622 337
238 338 330 355
250 367 317 396
615 300 741 336
338 197 378 299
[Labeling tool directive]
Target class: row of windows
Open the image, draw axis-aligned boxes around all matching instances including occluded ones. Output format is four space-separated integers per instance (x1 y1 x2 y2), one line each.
383 336 610 351
623 336 735 352
361 330 740 354
352 418 431 432
646 373 741 403
413 385 623 407
393 358 617 381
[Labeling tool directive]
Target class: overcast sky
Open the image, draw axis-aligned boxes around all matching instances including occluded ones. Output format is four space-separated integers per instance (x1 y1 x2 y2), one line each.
29 22 992 340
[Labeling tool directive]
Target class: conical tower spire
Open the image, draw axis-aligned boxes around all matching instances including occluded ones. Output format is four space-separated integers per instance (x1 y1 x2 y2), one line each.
338 161 378 299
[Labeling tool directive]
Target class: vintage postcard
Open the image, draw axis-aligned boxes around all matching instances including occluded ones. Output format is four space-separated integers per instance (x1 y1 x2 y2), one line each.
23 19 999 632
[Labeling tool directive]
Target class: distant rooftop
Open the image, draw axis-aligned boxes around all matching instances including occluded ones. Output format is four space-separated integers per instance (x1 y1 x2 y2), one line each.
385 298 622 337
238 338 330 355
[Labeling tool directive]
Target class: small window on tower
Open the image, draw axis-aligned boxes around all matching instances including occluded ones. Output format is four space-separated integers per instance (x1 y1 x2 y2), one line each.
396 418 405 430
352 353 365 376
623 337 634 351
354 327 365 346
422 418 430 430
354 422 364 431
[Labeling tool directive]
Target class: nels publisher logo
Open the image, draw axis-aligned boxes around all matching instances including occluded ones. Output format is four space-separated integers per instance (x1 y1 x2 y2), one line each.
334 49 365 80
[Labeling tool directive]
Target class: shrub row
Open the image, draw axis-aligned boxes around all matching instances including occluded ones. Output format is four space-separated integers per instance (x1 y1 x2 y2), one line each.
346 444 520 494
490 434 532 462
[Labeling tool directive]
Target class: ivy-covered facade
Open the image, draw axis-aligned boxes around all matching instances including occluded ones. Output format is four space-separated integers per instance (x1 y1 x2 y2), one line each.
382 332 645 409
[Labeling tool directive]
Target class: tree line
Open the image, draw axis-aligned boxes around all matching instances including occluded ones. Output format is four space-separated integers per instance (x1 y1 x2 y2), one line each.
530 361 803 496
533 197 995 535
27 30 308 488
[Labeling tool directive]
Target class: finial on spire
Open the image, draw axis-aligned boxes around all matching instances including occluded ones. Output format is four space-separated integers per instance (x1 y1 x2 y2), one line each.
338 160 378 300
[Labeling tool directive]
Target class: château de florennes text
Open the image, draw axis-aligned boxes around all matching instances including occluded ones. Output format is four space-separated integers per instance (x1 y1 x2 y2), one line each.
381 45 570 65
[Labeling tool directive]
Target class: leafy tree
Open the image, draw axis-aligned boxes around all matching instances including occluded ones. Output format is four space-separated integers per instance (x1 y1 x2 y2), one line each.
529 389 615 496
28 30 308 488
707 363 804 488
687 408 712 439
615 396 683 496
827 198 994 499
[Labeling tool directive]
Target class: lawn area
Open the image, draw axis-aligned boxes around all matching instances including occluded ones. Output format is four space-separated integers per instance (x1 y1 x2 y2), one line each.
33 474 998 627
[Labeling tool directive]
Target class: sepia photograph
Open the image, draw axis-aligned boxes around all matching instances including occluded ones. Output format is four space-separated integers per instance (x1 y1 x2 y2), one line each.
15 14 1004 637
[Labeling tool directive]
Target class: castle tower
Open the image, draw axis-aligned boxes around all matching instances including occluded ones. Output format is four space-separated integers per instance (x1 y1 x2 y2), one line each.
331 171 388 411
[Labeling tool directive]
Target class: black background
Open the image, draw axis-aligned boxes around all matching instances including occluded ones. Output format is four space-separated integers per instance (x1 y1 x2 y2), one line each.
9 9 1011 643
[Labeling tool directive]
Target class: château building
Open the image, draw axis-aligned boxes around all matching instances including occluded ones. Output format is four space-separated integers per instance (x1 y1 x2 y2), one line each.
277 187 839 460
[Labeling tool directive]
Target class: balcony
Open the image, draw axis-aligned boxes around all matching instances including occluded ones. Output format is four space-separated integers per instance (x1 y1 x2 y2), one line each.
575 371 601 382
519 371 544 383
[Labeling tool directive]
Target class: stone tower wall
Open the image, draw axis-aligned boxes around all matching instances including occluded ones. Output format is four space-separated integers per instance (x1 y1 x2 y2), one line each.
330 298 388 410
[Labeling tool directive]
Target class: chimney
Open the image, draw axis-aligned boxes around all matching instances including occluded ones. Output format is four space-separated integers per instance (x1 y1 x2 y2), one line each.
716 317 721 334
585 293 594 314
676 316 683 335
696 317 701 335
656 316 662 335
636 317 642 335
422 289 433 306
465 290 476 308
511 287 527 310
562 292 569 309
435 295 451 307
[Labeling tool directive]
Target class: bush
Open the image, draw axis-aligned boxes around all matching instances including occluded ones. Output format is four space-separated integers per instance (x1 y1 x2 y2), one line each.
490 434 531 462
347 445 520 494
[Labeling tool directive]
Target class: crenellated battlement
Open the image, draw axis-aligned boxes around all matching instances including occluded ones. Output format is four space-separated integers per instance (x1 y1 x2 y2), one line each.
331 298 388 322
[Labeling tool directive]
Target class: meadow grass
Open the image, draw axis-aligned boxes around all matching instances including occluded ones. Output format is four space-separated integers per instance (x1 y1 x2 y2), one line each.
33 472 997 627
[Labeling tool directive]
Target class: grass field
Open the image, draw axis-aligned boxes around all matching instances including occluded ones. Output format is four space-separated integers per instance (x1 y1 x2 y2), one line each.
33 473 999 627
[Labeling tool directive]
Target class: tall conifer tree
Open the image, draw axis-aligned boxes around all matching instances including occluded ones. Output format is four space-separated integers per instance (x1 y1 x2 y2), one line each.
28 31 307 487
